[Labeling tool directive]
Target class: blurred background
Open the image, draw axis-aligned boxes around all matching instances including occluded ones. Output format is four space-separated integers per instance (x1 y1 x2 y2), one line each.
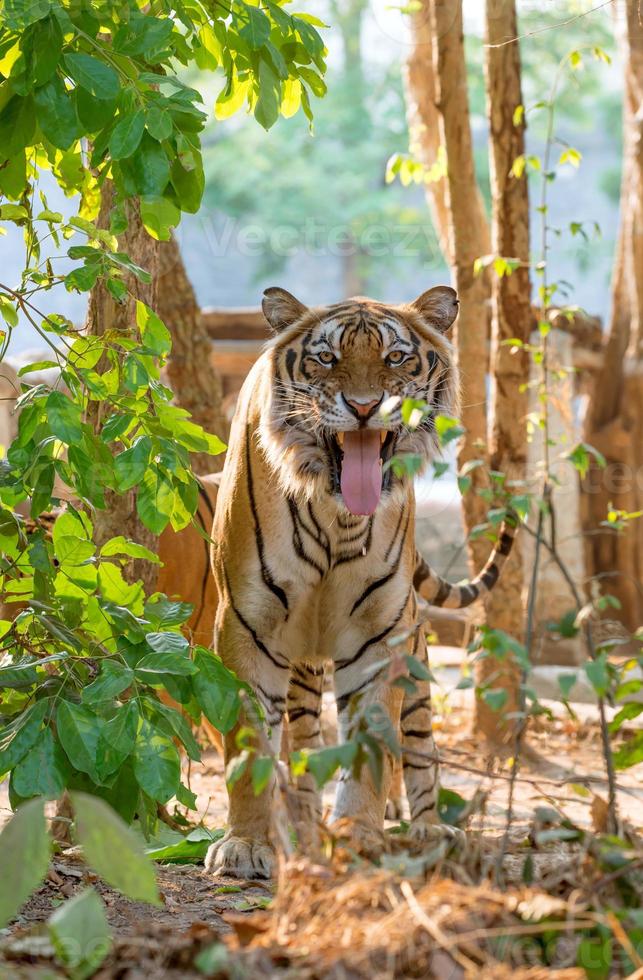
4 1 621 344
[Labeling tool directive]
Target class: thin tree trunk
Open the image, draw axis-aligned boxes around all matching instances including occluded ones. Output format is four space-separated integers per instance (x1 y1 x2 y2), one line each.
479 0 532 744
404 3 491 266
426 0 492 572
157 235 228 474
85 185 159 591
582 0 643 629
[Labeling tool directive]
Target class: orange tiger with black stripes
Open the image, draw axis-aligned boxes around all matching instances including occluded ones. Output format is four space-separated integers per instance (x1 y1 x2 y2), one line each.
205 285 516 878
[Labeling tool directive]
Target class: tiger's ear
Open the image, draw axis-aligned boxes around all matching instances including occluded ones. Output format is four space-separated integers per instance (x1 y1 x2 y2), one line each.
411 286 459 333
262 287 308 333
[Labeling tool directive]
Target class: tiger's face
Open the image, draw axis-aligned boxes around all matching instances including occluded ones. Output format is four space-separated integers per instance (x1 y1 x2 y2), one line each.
259 287 460 515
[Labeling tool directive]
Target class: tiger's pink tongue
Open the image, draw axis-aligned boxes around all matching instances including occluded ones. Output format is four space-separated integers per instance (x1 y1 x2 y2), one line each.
340 430 382 516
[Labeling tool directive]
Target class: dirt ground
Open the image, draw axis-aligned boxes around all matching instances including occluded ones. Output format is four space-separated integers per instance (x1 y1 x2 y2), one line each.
1 692 642 978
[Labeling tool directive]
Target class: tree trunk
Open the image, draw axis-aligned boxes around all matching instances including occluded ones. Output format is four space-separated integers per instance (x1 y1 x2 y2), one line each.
157 235 228 474
403 2 490 266
425 0 492 572
582 0 643 630
478 0 532 744
329 0 368 103
85 185 160 591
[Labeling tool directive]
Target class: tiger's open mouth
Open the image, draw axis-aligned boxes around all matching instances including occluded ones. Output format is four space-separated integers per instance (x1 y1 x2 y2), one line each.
326 430 397 516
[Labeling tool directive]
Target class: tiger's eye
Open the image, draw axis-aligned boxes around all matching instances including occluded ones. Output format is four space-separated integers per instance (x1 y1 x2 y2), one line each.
318 350 336 365
387 350 406 365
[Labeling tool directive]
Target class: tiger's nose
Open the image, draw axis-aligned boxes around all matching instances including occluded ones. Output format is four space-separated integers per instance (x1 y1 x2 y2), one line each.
342 393 383 420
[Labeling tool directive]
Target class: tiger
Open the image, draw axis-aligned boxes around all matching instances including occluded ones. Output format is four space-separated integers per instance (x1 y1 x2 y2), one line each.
204 285 516 879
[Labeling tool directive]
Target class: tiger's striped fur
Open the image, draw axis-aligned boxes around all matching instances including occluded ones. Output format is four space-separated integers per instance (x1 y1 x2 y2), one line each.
205 286 516 879
414 519 517 609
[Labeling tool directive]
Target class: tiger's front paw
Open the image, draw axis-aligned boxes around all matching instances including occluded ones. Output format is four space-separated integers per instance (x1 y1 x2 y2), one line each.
385 796 405 822
331 817 387 858
408 821 466 848
204 833 275 879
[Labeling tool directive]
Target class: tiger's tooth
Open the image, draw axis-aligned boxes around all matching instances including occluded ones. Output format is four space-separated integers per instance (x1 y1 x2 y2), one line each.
379 431 386 445
337 431 344 446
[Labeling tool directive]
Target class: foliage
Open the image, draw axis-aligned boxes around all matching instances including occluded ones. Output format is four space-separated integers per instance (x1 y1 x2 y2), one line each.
0 793 159 927
0 0 327 239
49 888 112 979
0 0 327 852
201 0 432 291
0 535 250 816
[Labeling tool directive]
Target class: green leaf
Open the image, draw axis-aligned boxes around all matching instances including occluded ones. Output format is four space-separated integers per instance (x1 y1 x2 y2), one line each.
146 105 172 141
145 596 193 628
74 87 116 132
95 702 139 781
119 132 170 196
557 673 578 699
140 195 180 241
98 563 144 610
482 689 508 712
306 742 357 788
137 467 175 534
135 652 197 676
608 702 643 734
34 76 79 150
146 631 190 654
0 203 28 221
215 74 251 121
12 727 70 799
143 697 201 762
48 888 112 980
297 66 326 97
254 58 281 130
176 781 198 809
31 15 63 87
0 95 36 158
434 414 464 446
133 721 181 804
17 357 57 374
0 698 49 775
0 799 51 929
169 153 204 213
136 301 171 355
46 391 83 443
280 77 301 118
2 0 50 30
113 436 152 491
0 297 19 327
0 148 26 195
56 702 103 780
64 53 120 100
251 756 273 795
109 109 145 160
192 647 243 735
577 936 612 980
438 787 468 826
82 661 134 704
100 536 159 563
145 825 223 864
240 6 271 48
584 655 609 697
613 731 643 771
72 793 160 904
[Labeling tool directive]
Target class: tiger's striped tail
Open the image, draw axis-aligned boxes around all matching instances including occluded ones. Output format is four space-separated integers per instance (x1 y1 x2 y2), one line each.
413 514 518 609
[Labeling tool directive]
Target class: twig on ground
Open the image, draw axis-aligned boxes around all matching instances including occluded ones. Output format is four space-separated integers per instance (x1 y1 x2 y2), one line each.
401 745 641 798
400 880 480 972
